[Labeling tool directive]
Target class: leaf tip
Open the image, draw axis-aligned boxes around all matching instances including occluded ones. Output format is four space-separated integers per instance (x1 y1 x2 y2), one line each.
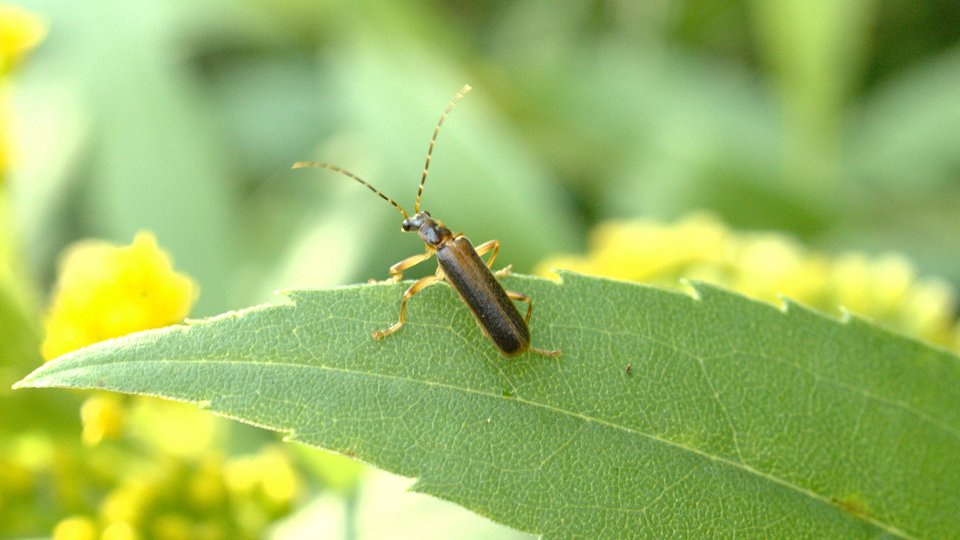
10 362 53 390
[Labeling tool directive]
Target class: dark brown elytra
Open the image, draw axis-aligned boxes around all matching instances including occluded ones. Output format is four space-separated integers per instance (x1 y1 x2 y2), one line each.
293 85 559 357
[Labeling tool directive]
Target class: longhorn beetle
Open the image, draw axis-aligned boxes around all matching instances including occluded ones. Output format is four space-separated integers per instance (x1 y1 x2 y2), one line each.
293 85 559 357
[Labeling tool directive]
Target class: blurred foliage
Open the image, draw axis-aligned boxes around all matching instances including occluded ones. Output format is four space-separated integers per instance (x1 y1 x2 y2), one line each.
2 0 959 537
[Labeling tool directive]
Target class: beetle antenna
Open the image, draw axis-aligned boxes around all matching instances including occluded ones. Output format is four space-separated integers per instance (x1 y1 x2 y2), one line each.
415 84 472 213
292 161 409 219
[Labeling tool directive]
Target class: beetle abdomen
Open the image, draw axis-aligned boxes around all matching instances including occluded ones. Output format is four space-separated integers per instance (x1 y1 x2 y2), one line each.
437 237 530 356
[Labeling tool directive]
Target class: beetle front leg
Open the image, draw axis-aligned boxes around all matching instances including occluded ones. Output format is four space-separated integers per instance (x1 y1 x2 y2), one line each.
373 275 440 340
386 250 435 282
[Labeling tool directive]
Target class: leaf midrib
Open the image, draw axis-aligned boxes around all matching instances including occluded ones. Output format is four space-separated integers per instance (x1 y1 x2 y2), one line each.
32 356 912 538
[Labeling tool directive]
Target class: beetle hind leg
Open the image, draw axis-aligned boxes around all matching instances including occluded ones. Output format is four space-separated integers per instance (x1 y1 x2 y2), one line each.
506 290 560 357
529 346 561 357
506 290 533 325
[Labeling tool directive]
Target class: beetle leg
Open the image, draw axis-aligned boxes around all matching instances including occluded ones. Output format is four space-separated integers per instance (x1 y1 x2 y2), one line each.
506 290 533 325
387 249 435 282
506 290 560 357
373 275 440 340
473 239 500 269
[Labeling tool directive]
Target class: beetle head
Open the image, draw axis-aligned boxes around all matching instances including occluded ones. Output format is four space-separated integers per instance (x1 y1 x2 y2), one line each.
401 211 431 232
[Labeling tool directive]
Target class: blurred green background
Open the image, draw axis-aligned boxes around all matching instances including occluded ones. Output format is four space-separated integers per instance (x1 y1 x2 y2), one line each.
3 0 960 538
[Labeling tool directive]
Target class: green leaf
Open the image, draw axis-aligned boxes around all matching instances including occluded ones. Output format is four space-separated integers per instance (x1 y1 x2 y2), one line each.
14 273 960 538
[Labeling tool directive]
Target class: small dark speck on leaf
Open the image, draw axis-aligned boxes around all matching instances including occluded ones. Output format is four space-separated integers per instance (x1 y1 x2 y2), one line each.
625 364 632 376
501 388 513 398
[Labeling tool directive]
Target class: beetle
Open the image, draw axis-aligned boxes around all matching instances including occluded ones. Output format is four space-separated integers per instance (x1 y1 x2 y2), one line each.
293 85 559 357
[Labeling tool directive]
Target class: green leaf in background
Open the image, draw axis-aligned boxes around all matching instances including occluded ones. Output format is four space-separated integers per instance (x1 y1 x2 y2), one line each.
14 273 960 538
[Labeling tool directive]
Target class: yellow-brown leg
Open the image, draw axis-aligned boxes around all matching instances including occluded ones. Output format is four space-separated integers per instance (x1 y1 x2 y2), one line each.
387 250 435 282
506 290 533 325
373 275 440 340
475 239 513 277
506 290 560 357
474 239 500 269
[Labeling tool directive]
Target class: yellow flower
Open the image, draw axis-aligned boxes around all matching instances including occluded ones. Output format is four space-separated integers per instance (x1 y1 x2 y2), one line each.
52 516 98 540
223 454 260 496
101 521 139 540
150 514 193 540
547 214 729 282
126 398 219 459
538 214 958 350
730 234 828 305
257 446 301 508
186 453 227 510
0 7 44 184
100 480 154 525
224 445 301 509
80 394 125 446
0 5 45 72
0 95 9 174
0 457 32 493
41 231 198 360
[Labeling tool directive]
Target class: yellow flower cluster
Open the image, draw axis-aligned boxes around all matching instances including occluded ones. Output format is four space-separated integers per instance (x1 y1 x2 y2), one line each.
32 231 308 540
41 231 198 361
537 213 959 350
223 446 302 511
51 445 301 540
